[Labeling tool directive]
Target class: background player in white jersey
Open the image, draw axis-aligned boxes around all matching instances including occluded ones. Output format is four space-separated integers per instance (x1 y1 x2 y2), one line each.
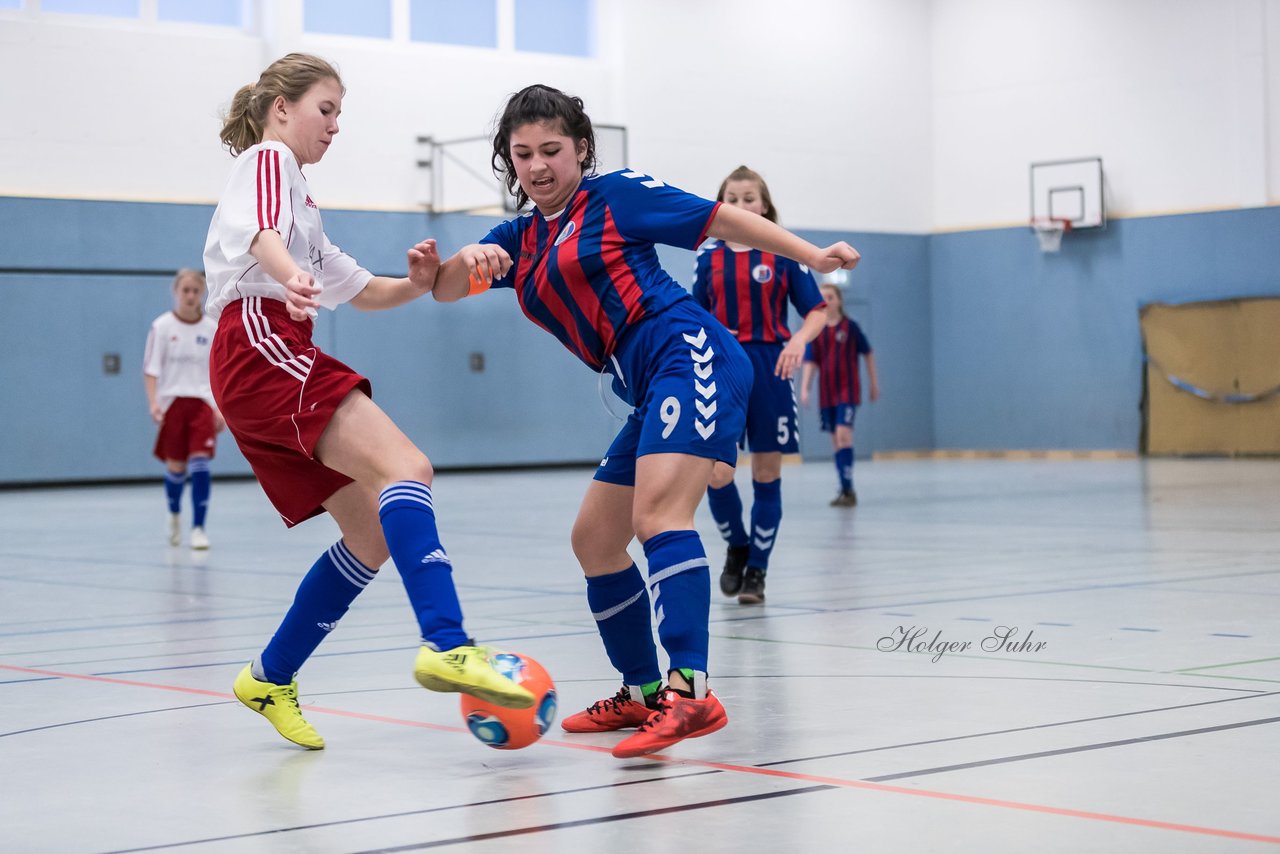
206 53 534 751
143 269 223 550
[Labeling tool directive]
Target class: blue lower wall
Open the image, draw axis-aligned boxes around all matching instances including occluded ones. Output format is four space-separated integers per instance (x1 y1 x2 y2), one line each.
930 208 1280 450
0 197 930 484
7 195 1268 485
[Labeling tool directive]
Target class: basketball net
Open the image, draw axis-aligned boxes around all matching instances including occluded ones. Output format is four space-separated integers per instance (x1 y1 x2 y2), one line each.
1032 218 1071 253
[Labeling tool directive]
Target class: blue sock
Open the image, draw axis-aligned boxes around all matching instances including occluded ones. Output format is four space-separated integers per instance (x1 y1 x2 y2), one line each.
585 564 662 686
706 482 748 546
378 481 469 651
642 530 710 674
836 448 854 492
258 540 377 684
188 457 210 527
163 470 184 513
748 478 782 571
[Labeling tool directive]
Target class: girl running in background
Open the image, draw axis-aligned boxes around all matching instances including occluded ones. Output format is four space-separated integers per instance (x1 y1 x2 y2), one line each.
801 282 880 506
692 165 829 605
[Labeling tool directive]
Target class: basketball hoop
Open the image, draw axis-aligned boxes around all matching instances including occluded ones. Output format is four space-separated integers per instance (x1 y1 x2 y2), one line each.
1031 217 1071 253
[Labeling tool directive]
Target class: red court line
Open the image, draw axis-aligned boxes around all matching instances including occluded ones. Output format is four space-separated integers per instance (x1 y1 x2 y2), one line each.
4 663 1277 844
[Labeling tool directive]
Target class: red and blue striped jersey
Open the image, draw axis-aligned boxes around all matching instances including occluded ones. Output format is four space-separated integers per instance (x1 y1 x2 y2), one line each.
804 316 872 407
691 241 825 344
480 170 720 370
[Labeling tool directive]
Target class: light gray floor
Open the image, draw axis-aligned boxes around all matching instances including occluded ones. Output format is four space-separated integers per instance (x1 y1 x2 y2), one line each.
1 459 1277 853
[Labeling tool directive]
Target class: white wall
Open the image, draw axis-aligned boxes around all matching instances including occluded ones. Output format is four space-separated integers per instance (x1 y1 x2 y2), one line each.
617 0 933 233
0 0 931 230
2 0 1277 232
931 0 1280 230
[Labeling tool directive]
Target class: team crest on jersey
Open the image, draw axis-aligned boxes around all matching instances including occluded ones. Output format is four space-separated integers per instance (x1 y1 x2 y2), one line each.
752 264 774 284
553 219 577 247
836 329 848 343
196 335 209 345
305 195 317 209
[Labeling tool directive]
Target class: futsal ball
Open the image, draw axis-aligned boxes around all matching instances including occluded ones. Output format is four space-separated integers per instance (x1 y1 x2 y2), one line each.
460 652 557 750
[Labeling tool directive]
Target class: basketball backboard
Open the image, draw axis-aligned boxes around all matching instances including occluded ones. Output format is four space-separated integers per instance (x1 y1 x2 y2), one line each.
1030 157 1105 230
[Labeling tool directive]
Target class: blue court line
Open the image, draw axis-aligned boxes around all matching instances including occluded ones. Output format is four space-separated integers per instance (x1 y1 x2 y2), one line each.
1037 622 1073 627
1120 627 1160 633
956 616 990 622
1210 633 1251 638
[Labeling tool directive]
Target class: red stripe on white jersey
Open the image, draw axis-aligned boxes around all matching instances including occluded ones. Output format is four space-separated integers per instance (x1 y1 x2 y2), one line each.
256 150 281 231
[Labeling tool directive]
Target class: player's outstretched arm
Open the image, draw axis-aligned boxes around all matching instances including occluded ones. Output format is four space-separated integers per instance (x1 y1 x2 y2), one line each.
351 240 440 311
433 244 512 303
706 204 860 274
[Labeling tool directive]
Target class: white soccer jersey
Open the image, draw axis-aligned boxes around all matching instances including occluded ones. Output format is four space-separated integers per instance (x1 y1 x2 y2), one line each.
203 141 373 320
143 311 219 412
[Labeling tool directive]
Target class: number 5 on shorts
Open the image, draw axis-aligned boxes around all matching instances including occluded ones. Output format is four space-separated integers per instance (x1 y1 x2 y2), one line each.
777 416 791 445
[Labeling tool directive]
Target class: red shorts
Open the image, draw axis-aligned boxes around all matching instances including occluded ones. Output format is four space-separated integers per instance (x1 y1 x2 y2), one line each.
154 397 217 462
210 297 371 527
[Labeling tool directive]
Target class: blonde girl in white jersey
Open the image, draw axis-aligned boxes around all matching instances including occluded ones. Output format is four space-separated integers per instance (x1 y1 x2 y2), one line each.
206 53 535 750
143 269 222 550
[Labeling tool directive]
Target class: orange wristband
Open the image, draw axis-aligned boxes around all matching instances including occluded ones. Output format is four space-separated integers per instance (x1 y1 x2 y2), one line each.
467 265 492 296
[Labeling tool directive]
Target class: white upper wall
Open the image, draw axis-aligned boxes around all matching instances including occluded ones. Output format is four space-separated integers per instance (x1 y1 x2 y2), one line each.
931 0 1280 229
1 0 1276 232
0 0 931 231
617 0 932 233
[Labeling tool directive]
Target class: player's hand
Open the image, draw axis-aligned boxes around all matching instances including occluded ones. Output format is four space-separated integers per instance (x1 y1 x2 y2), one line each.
408 239 440 293
799 386 811 407
283 271 320 321
809 242 860 274
149 402 164 424
459 243 512 286
775 340 806 379
870 383 880 403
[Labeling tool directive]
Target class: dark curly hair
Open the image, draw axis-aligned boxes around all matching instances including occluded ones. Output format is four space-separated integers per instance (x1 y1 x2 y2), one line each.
491 84 597 210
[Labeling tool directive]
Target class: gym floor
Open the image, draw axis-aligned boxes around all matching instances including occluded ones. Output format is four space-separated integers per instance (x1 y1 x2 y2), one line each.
1 458 1277 852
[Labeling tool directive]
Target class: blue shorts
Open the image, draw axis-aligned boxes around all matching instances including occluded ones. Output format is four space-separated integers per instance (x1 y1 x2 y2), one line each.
740 342 799 454
595 299 751 487
819 404 857 433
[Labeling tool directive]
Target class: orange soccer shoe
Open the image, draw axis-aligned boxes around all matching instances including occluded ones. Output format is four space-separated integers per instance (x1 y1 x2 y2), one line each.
611 688 728 758
561 685 655 733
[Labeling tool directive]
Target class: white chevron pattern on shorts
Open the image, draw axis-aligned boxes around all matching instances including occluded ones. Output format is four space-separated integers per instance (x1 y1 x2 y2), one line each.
685 326 718 440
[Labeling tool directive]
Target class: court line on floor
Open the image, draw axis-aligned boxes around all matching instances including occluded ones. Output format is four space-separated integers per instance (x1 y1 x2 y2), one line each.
4 663 1277 845
866 715 1280 782
97 763 742 850
755 689 1280 769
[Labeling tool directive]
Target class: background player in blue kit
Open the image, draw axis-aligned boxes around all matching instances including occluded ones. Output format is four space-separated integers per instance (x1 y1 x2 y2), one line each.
693 166 830 605
431 84 859 758
802 282 880 506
